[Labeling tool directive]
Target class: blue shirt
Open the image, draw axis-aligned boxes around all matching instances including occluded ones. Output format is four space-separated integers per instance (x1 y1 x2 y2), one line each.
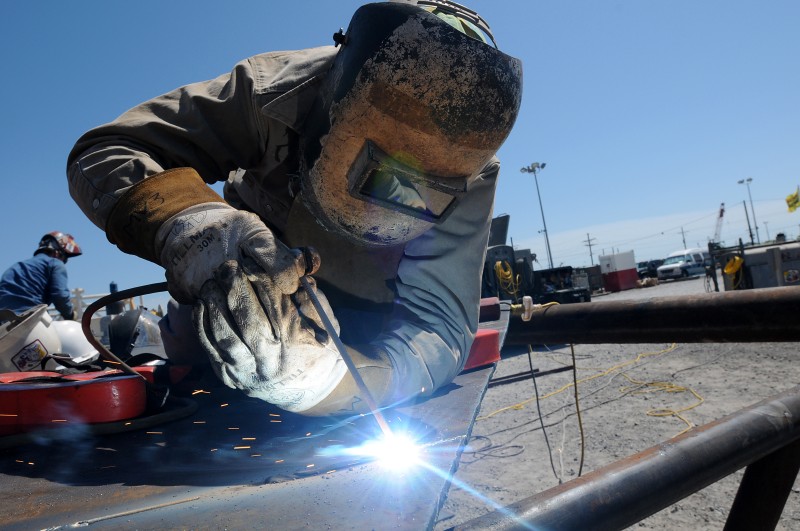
0 253 74 319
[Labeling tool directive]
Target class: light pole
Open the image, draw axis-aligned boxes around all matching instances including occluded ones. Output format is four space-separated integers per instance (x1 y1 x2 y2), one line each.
738 178 760 244
520 162 553 269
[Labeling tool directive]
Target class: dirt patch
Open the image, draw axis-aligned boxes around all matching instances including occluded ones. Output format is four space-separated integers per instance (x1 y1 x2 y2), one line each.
436 276 800 529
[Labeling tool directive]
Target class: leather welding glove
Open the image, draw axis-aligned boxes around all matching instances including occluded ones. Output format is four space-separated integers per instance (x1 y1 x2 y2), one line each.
156 203 348 412
104 168 362 413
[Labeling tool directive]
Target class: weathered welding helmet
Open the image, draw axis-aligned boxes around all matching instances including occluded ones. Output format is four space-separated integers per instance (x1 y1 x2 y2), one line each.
299 1 522 246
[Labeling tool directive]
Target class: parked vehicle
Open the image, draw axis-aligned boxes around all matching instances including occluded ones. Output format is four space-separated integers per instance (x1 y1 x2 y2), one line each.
637 259 664 279
657 248 710 280
481 216 591 304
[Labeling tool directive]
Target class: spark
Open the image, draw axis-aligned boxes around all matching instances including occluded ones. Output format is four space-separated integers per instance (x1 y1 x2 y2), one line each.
234 446 251 450
193 421 206 424
0 414 18 417
146 431 163 435
274 459 284 463
269 413 281 417
228 427 240 430
242 437 256 441
192 389 210 395
210 449 218 452
124 422 132 426
270 420 282 423
306 464 315 468
220 403 229 408
51 419 67 423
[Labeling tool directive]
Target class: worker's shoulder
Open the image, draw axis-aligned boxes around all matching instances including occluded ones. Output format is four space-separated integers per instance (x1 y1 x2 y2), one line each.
245 46 338 92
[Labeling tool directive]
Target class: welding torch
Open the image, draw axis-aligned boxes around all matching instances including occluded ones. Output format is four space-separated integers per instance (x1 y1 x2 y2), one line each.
298 273 392 438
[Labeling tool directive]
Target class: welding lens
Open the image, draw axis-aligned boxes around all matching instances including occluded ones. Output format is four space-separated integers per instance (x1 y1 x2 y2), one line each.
348 141 466 223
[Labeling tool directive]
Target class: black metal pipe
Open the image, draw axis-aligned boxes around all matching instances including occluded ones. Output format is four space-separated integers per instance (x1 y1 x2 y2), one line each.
452 386 800 531
724 439 800 531
506 286 800 344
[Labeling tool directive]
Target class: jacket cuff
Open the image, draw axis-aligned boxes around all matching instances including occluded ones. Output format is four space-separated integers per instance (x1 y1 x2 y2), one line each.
301 345 396 417
106 168 226 263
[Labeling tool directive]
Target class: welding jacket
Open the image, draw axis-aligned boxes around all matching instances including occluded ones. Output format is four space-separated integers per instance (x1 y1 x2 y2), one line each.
67 46 497 407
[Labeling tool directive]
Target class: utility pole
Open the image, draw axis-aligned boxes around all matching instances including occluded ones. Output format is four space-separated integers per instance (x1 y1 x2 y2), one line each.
583 233 597 265
520 162 553 269
764 221 770 240
680 227 687 249
742 200 754 245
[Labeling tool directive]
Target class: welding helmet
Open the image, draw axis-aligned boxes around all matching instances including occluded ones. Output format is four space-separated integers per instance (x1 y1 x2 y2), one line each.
298 1 522 246
35 232 82 263
106 308 167 361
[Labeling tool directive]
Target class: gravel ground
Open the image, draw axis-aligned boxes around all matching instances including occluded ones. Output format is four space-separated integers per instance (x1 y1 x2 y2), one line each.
436 275 800 530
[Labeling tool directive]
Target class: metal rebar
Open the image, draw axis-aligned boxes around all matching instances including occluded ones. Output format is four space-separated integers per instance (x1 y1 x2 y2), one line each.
300 276 392 437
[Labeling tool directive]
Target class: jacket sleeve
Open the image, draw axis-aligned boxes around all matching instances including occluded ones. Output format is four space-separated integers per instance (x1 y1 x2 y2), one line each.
379 160 498 402
48 260 74 320
66 57 268 249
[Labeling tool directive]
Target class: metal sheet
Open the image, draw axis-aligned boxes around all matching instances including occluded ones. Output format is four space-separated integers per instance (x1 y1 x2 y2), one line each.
0 350 499 529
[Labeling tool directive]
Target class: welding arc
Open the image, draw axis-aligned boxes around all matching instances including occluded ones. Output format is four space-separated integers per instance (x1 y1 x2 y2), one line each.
300 276 392 437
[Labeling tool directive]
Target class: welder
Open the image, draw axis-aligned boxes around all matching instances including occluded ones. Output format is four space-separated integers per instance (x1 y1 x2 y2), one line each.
67 1 522 415
0 232 83 321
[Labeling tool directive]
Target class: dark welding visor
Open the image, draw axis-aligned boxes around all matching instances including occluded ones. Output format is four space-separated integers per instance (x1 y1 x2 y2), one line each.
348 141 467 223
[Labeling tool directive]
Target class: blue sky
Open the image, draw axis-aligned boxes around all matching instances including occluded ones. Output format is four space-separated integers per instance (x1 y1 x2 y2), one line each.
1 1 798 309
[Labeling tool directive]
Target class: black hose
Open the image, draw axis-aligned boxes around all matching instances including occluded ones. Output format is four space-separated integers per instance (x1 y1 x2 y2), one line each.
79 282 169 379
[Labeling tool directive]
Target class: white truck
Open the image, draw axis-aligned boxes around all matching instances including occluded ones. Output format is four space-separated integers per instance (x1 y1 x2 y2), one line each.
657 248 710 280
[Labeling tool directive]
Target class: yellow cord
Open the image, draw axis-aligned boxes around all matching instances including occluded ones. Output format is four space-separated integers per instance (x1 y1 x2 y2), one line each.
478 343 678 420
619 373 704 436
494 260 520 301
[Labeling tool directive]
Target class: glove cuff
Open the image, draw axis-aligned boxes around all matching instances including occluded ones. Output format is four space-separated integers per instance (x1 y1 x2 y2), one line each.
106 168 226 263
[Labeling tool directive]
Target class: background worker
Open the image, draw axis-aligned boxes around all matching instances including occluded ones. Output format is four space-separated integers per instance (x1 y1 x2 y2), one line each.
67 1 522 415
0 232 83 321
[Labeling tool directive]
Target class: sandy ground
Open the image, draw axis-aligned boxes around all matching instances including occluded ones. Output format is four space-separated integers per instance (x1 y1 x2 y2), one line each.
436 275 800 530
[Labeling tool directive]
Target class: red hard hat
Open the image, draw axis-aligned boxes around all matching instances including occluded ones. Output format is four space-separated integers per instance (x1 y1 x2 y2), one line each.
38 232 82 258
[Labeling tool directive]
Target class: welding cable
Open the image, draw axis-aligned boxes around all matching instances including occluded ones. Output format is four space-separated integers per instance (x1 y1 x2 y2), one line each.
459 435 525 464
80 282 170 379
478 343 679 420
570 344 585 477
80 282 173 410
526 343 561 484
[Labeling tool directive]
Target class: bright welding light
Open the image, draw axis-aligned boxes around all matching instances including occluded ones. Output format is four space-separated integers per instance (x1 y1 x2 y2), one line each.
360 433 421 471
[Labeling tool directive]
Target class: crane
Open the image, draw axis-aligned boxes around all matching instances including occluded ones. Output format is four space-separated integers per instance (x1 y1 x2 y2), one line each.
713 202 725 243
